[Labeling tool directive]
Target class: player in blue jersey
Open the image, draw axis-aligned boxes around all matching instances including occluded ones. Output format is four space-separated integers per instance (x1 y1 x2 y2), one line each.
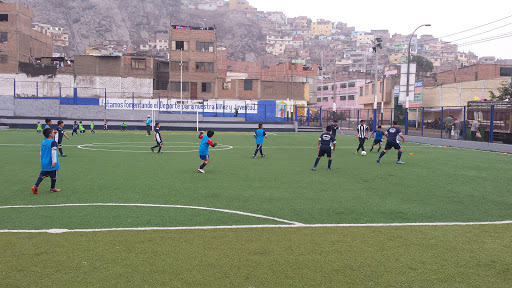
377 121 406 164
253 124 268 158
31 128 61 194
54 120 70 157
369 125 385 152
198 130 218 173
312 126 335 171
151 123 163 154
43 118 52 139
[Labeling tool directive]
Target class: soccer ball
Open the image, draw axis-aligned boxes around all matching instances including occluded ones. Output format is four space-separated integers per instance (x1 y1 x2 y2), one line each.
361 151 367 156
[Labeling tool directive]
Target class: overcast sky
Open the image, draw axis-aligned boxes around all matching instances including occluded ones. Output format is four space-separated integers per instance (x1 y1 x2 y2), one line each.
248 0 512 59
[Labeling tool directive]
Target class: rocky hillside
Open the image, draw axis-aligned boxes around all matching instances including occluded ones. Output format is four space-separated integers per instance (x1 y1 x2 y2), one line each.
23 0 265 60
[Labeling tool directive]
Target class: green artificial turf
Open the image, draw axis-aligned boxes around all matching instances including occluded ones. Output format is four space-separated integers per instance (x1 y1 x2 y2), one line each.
1 129 511 287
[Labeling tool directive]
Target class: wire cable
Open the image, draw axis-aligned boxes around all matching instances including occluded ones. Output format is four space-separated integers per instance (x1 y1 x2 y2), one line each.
440 14 512 38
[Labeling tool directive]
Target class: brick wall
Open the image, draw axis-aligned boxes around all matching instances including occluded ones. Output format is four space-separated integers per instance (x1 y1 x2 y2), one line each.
434 64 512 85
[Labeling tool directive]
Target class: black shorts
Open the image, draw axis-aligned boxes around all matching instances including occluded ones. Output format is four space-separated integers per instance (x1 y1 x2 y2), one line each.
318 146 332 158
39 170 57 179
384 141 402 151
256 144 263 149
373 139 383 145
156 141 162 146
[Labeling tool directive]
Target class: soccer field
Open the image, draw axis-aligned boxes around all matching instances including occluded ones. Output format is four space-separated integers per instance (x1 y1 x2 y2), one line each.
1 129 511 287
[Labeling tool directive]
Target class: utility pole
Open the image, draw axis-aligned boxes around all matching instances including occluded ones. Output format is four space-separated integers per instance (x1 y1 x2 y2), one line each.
180 48 183 114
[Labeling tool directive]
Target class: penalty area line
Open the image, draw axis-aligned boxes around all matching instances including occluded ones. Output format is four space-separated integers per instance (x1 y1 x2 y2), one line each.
1 221 511 234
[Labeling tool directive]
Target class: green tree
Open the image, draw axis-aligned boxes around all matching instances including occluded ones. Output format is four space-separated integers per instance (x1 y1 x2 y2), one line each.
411 55 434 78
489 81 512 101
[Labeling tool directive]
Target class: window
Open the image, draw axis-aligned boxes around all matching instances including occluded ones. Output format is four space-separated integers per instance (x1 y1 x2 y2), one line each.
170 82 189 92
196 41 214 52
170 61 188 71
500 67 512 77
360 87 363 96
340 83 347 88
244 79 253 91
340 96 346 101
0 14 7 22
202 83 211 93
348 95 355 100
322 97 328 102
196 62 214 72
0 55 7 64
317 86 322 91
131 58 146 70
172 41 188 51
348 82 356 88
331 84 337 90
0 32 7 44
365 85 369 96
323 86 328 91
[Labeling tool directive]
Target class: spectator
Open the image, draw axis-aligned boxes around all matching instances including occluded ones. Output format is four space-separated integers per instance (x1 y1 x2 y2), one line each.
452 117 460 140
471 119 481 141
444 115 454 139
146 116 152 136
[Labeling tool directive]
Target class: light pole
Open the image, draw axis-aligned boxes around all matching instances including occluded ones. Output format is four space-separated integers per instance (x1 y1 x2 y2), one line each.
406 24 431 109
373 38 383 110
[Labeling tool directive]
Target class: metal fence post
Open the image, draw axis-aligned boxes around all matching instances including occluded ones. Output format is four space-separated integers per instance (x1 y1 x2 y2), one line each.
132 92 134 110
158 93 161 112
348 110 351 129
59 83 62 100
489 105 494 143
440 107 444 139
294 105 297 122
390 108 393 126
36 82 39 98
13 79 16 98
320 107 322 127
405 108 409 135
421 107 425 137
104 89 107 109
463 106 466 141
307 107 310 126
73 88 78 105
357 110 360 125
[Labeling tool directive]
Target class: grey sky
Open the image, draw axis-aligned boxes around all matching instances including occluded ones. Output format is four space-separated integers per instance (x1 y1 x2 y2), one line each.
249 0 512 59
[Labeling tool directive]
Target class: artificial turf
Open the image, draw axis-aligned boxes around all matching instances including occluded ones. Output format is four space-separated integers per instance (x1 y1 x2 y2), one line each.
0 129 511 286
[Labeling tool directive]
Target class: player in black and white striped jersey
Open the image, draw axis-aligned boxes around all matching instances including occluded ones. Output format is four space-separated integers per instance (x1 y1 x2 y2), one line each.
151 123 163 154
355 120 369 154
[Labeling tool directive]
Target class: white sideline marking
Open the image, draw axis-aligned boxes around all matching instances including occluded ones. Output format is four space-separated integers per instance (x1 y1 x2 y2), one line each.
77 142 233 153
0 203 303 226
1 221 512 234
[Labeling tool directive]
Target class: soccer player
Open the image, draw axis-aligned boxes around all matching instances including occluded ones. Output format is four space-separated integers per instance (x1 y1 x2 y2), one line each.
44 118 52 129
54 120 70 157
151 123 163 154
370 125 385 152
121 121 128 132
198 130 218 174
90 121 96 134
312 126 335 171
103 119 109 132
72 121 79 136
31 128 61 194
356 120 369 154
331 120 344 143
146 116 152 136
36 121 42 133
377 121 406 164
253 123 267 158
79 121 84 134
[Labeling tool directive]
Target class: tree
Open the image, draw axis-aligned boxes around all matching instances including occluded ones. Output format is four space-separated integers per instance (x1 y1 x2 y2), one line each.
489 81 512 101
411 55 434 78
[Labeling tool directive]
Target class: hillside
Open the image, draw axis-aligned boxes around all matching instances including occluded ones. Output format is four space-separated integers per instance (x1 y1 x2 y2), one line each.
25 0 265 60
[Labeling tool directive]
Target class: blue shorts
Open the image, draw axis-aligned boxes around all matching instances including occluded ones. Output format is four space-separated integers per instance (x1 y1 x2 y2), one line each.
200 155 210 161
318 146 332 158
385 141 402 151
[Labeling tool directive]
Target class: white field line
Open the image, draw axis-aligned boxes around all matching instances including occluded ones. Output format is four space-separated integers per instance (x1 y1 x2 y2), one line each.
2 221 512 234
0 203 303 226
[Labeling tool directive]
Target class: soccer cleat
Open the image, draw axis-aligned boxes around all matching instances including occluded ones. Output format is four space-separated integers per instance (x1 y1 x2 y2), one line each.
355 151 358 154
50 188 61 193
31 186 39 194
311 167 317 171
253 155 257 158
376 159 381 163
151 147 154 153
327 168 332 171
396 161 405 164
198 168 205 174
157 152 162 154
370 148 373 152
61 154 67 157
260 154 265 158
